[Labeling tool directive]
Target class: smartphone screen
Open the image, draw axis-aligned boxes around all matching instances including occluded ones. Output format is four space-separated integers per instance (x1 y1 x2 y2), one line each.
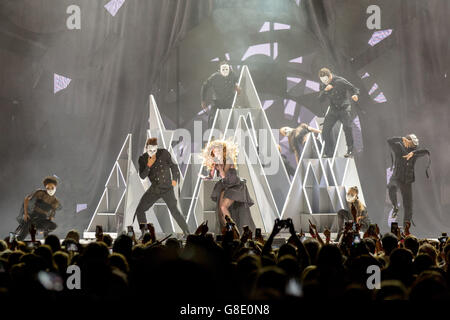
67 243 78 252
391 222 398 233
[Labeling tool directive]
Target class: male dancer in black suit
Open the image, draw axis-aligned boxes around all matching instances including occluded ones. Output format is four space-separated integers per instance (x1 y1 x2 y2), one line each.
318 67 360 158
133 138 190 237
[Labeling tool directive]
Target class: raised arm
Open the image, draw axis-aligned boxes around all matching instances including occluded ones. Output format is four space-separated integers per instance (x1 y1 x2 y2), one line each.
307 125 322 134
287 220 311 264
387 137 405 155
340 77 360 96
138 154 151 179
262 219 282 256
318 82 330 101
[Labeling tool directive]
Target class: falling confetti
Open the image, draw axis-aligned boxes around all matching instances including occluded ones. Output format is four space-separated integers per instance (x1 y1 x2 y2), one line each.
374 92 387 103
76 204 87 213
104 0 126 17
368 29 393 46
54 74 71 94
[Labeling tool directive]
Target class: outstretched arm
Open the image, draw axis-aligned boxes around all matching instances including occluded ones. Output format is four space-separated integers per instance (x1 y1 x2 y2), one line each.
307 125 322 134
262 220 282 256
341 77 360 96
138 155 151 179
288 221 311 264
412 149 429 159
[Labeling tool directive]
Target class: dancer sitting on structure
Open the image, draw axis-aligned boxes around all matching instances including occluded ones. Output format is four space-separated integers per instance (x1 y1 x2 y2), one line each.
387 134 431 228
201 61 240 128
202 139 254 232
335 186 371 242
133 138 190 237
280 123 322 163
14 176 62 240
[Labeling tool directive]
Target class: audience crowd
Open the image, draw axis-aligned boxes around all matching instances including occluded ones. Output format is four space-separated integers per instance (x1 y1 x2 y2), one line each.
1 218 449 305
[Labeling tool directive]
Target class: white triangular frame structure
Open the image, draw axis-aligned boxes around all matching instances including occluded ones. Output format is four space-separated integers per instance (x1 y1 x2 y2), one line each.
85 66 366 237
84 134 133 238
280 115 365 232
184 66 291 233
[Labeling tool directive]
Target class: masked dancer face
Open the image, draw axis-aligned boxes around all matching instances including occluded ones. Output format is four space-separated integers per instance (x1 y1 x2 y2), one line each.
146 145 158 157
320 75 330 85
403 134 419 149
280 127 294 137
346 188 358 203
46 183 57 196
220 64 230 77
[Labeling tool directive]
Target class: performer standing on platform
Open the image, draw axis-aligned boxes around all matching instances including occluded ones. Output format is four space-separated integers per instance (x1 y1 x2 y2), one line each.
202 139 254 231
14 176 61 240
280 123 322 163
387 134 431 228
201 61 240 128
318 68 359 158
335 186 371 241
133 138 190 237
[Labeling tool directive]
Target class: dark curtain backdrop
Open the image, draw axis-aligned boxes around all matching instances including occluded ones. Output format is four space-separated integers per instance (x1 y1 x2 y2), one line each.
0 0 449 238
0 0 213 237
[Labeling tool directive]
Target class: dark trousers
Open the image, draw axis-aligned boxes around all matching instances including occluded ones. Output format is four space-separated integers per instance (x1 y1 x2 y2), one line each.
134 186 190 234
15 216 57 241
388 178 413 224
322 106 354 156
336 209 370 235
207 100 232 128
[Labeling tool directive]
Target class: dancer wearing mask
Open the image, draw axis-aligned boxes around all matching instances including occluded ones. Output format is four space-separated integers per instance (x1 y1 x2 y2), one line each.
14 176 62 240
280 123 322 164
335 186 370 242
387 134 431 228
318 68 360 158
201 61 240 128
133 138 190 237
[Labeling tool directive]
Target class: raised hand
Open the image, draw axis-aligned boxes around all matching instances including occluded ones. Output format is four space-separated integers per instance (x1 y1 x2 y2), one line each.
287 218 296 235
272 219 283 235
323 228 331 239
147 154 156 167
403 152 414 161
195 221 209 236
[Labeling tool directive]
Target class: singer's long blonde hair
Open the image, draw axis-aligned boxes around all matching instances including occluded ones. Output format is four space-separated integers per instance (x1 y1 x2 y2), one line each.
202 139 238 170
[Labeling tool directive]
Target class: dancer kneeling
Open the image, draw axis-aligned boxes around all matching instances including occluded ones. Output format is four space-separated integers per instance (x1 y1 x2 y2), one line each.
14 176 61 241
335 186 371 242
202 139 254 232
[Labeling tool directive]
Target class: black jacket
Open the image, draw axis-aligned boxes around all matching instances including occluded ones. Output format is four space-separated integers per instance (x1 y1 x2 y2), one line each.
388 137 429 184
138 149 180 190
319 75 359 110
200 71 238 105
